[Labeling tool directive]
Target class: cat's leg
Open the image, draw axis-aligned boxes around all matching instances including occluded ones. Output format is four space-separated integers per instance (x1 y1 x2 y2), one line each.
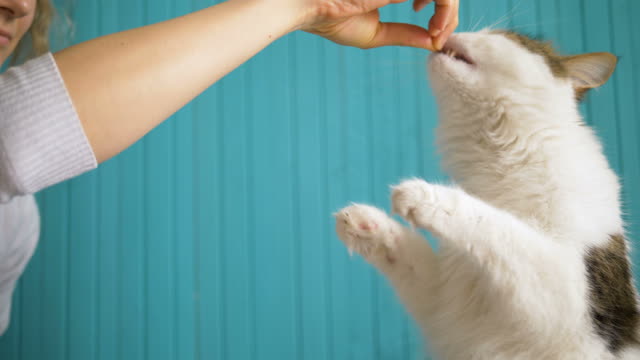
390 178 559 267
334 203 438 302
390 179 580 331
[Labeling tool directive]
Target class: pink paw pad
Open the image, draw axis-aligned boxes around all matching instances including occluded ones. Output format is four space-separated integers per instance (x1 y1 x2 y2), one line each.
359 222 378 231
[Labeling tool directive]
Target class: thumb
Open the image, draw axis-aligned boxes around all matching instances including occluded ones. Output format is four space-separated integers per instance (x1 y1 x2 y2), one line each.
366 22 435 50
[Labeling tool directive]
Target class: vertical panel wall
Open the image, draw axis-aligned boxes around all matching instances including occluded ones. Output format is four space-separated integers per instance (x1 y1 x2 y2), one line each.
1 0 639 359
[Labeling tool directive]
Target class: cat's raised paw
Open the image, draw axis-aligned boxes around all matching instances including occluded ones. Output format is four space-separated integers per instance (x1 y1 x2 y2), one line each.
334 204 397 259
392 178 445 229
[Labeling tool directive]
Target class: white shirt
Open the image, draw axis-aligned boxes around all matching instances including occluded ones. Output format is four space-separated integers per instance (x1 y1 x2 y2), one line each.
0 53 97 335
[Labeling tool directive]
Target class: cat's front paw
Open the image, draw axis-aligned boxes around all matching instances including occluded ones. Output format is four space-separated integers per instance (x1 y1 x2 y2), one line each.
391 178 450 230
334 204 397 260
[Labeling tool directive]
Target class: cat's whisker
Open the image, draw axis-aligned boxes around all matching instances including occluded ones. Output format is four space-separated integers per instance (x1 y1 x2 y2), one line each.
485 10 529 31
485 0 529 30
506 0 528 19
484 13 511 31
470 15 486 32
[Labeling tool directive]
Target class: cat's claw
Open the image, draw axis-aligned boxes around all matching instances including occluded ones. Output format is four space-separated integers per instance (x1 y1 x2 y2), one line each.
334 204 396 259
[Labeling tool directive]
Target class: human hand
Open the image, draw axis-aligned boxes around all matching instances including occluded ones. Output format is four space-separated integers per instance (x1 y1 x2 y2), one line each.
299 0 459 50
414 0 459 50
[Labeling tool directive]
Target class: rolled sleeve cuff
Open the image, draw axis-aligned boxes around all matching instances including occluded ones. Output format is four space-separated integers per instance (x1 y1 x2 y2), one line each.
0 53 97 199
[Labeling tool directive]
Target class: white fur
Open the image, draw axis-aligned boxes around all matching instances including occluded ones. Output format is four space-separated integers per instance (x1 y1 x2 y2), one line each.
334 30 638 359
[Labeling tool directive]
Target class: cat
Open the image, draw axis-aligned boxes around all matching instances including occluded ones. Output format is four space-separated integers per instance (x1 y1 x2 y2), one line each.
333 29 640 360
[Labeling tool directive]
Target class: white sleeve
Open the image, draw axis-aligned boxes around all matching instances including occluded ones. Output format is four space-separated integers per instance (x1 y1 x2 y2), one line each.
0 53 97 201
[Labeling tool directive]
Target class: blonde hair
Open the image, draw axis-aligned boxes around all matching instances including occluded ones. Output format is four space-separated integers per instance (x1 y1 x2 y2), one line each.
11 0 55 64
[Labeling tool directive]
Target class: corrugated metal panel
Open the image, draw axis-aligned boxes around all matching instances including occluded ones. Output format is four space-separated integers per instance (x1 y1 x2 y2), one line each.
0 0 638 359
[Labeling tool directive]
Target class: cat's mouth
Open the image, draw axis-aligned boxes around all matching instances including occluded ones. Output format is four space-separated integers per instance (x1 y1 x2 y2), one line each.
437 43 474 65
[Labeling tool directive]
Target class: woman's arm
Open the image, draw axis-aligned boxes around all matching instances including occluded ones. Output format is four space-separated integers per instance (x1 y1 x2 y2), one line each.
54 0 458 163
55 0 302 163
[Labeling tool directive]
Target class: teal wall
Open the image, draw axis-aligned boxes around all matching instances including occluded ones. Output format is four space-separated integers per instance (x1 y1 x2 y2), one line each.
1 0 639 359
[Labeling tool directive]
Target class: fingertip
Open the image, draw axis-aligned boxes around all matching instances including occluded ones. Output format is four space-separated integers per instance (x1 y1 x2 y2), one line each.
418 35 437 51
434 31 450 50
432 12 458 50
408 29 437 50
415 32 437 50
413 0 432 12
433 31 451 50
433 38 444 51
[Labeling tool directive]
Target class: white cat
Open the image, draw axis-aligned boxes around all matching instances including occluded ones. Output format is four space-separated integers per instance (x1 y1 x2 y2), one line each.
334 30 640 359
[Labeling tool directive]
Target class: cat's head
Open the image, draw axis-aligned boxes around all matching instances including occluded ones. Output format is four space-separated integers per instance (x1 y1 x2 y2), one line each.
427 30 617 108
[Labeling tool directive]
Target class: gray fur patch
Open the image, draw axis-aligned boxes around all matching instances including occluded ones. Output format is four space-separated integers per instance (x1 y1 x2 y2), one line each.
497 31 568 79
585 234 640 353
495 31 591 101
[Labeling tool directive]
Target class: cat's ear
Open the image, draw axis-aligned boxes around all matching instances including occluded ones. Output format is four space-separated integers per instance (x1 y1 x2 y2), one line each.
562 52 617 100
